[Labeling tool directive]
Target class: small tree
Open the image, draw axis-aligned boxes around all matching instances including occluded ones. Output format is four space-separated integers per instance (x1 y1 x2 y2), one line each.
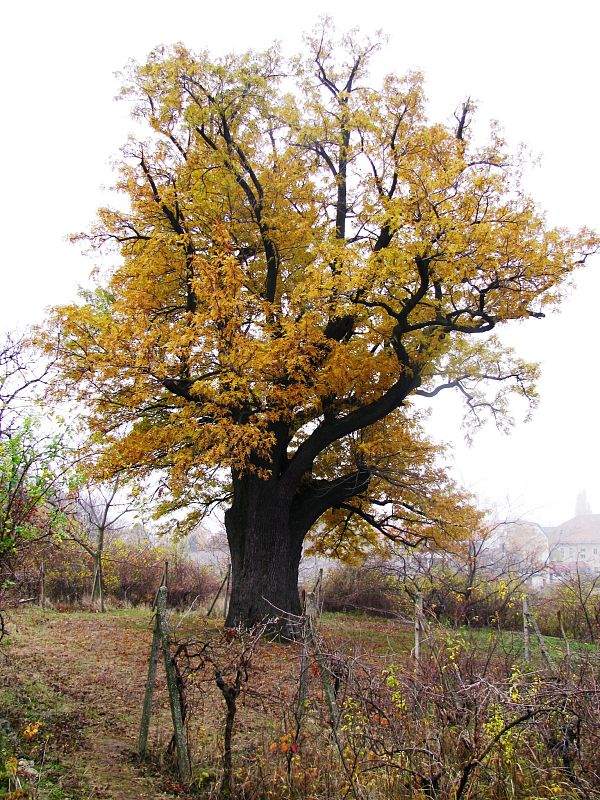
63 478 136 611
42 25 598 628
0 335 69 627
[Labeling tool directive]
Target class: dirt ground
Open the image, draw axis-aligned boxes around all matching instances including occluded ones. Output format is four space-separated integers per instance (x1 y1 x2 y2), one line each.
2 608 195 799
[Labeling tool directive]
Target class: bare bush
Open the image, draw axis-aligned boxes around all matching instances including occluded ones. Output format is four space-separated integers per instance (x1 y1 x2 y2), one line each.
150 613 600 799
19 537 220 609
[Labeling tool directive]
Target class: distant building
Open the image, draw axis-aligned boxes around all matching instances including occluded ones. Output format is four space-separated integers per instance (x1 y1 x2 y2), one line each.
575 489 592 517
490 521 549 563
484 521 549 588
493 512 600 583
184 525 229 569
545 514 600 573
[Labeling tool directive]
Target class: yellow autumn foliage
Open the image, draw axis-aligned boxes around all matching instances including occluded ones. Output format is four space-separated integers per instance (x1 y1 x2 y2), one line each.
39 26 597 565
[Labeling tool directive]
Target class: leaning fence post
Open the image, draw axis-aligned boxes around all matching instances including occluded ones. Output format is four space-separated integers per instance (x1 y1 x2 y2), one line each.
155 586 191 783
314 568 323 612
295 591 312 732
138 611 161 757
297 584 321 722
309 628 338 730
138 587 191 783
207 564 230 618
224 564 231 619
305 587 363 800
522 595 531 663
525 596 557 676
304 586 338 729
557 610 571 660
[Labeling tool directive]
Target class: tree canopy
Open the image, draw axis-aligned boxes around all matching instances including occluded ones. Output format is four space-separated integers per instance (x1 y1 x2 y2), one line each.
42 27 597 624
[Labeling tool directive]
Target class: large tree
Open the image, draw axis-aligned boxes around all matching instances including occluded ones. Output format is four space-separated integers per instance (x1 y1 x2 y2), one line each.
43 28 596 628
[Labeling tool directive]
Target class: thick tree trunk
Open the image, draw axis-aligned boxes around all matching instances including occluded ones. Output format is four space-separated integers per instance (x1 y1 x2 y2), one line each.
224 477 304 632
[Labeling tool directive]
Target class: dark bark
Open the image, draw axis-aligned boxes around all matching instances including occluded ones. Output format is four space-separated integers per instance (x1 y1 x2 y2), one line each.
224 461 375 631
215 669 239 798
224 475 304 631
223 374 419 630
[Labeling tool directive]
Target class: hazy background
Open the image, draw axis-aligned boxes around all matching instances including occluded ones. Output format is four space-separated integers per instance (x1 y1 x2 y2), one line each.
2 0 598 526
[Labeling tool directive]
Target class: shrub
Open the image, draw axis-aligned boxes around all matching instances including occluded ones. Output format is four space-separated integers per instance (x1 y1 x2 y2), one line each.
321 562 399 616
18 537 222 609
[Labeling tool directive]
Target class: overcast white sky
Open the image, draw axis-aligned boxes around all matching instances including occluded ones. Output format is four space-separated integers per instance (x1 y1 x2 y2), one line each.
1 0 598 526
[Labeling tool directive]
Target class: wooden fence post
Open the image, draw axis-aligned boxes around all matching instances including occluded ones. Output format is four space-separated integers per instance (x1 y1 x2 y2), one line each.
304 578 363 800
314 568 323 613
414 592 424 662
296 585 320 727
156 586 191 783
39 560 46 609
224 565 231 619
557 610 571 659
137 586 191 783
207 564 231 618
138 613 161 757
524 596 557 676
522 595 531 663
295 593 311 731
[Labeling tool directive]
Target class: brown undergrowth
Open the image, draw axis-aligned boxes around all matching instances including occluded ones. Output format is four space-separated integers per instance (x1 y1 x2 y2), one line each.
1 607 600 799
0 608 196 799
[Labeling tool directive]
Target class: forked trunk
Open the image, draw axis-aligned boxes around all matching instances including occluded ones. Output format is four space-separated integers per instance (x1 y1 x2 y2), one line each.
224 479 304 633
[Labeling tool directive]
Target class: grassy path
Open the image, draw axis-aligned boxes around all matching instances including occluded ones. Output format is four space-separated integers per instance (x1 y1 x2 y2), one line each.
1 608 189 799
0 607 412 798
